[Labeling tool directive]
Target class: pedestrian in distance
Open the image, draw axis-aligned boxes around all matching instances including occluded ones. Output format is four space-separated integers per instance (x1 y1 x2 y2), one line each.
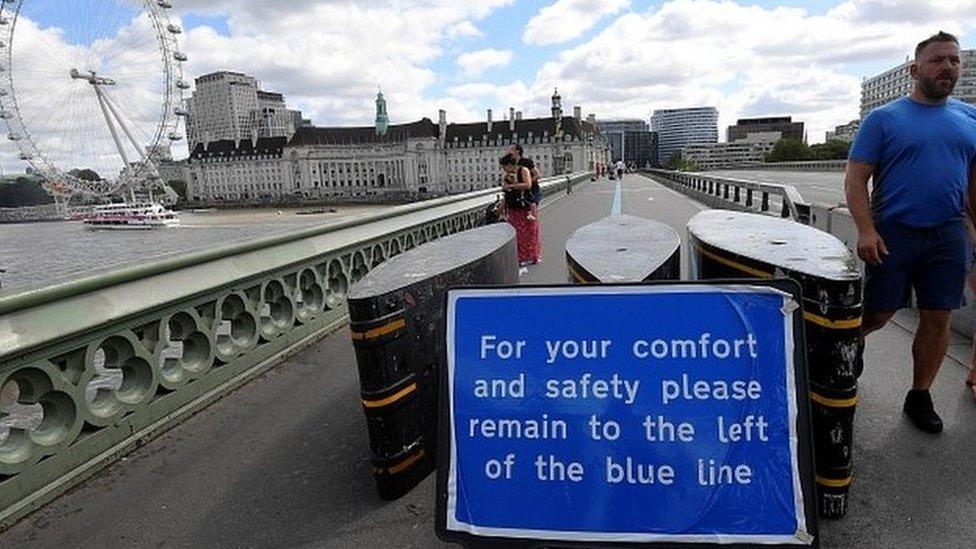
508 143 541 182
507 143 542 220
845 31 976 433
500 153 542 268
615 159 625 181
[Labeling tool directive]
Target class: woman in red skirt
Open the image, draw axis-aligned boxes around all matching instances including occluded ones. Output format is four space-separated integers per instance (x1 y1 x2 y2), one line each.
500 154 542 266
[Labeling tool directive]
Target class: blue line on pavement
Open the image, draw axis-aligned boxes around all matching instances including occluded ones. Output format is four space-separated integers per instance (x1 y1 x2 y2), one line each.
611 179 622 217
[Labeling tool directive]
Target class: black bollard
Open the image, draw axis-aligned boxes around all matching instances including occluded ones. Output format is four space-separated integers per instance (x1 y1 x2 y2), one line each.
687 210 862 519
347 223 519 499
565 214 680 283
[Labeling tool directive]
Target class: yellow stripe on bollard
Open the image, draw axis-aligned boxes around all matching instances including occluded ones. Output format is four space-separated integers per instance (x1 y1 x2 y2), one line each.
389 449 427 475
694 246 773 278
815 475 853 488
810 392 858 408
362 382 418 409
803 311 862 330
568 262 590 284
350 318 406 341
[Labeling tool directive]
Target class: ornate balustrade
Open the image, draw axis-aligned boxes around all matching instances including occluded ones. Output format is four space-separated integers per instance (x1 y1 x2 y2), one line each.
0 172 589 528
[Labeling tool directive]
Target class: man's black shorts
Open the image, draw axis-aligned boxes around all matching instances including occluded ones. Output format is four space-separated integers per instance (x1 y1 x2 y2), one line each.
864 219 967 311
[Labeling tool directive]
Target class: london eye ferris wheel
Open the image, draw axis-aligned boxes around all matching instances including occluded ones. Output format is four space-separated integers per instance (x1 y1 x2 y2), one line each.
0 0 189 199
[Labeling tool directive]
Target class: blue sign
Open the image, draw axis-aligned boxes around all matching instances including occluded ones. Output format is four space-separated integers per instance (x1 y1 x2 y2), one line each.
437 284 816 546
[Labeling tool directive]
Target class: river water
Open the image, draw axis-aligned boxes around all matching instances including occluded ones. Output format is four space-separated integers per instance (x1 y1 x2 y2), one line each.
0 205 384 296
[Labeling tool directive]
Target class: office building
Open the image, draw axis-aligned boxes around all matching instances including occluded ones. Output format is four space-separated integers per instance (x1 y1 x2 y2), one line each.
727 116 803 143
682 138 776 171
651 107 718 165
186 71 301 149
598 119 658 167
825 120 860 142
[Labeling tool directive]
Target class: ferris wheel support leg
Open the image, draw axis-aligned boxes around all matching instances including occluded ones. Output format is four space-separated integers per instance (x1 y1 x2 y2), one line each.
93 85 132 167
100 90 148 162
53 193 71 219
93 85 135 202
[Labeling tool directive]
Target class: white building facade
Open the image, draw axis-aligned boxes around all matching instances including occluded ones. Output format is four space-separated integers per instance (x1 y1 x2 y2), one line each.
651 107 719 165
186 138 288 202
186 94 609 204
860 49 976 119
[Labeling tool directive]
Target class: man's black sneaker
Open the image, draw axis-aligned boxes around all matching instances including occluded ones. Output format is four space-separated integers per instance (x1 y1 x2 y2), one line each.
903 390 943 434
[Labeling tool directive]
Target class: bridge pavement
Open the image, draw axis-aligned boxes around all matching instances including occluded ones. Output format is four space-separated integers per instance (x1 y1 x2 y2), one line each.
2 174 975 548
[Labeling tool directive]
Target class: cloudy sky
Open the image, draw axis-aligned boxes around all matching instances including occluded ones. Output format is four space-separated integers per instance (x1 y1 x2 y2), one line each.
2 0 976 176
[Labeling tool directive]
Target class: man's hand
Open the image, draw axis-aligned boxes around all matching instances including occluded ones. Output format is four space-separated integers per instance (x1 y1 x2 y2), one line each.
857 229 888 265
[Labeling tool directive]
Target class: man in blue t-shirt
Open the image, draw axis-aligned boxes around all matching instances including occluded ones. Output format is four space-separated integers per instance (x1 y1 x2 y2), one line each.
846 31 976 433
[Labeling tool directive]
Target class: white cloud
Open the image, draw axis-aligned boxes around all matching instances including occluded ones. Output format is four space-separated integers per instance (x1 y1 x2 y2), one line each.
6 0 976 182
513 0 976 143
447 21 483 39
0 0 516 178
176 0 514 126
456 48 514 76
523 0 630 46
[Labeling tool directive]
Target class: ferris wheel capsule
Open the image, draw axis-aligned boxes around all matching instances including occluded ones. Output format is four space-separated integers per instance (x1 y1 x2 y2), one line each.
167 132 183 141
173 51 187 62
176 79 191 90
156 0 172 8
167 24 182 34
7 132 21 140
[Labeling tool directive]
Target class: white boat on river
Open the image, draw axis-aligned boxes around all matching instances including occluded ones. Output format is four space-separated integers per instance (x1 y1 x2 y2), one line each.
83 202 180 230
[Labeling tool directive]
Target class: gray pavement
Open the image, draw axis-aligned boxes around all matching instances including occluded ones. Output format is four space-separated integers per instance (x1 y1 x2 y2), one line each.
2 174 974 548
706 169 847 208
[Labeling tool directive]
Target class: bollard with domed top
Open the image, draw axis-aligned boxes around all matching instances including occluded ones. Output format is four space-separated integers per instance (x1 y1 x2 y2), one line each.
346 223 518 499
565 214 681 284
687 209 863 519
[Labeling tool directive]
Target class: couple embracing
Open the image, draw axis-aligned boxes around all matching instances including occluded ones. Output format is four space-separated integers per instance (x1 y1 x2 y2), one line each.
499 144 543 268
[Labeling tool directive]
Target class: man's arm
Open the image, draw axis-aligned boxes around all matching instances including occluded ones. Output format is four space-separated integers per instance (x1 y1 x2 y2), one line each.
502 168 533 191
965 162 976 245
968 162 976 227
845 160 887 265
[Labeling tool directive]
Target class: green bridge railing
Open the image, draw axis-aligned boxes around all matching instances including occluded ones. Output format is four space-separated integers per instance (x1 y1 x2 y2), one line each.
0 172 589 529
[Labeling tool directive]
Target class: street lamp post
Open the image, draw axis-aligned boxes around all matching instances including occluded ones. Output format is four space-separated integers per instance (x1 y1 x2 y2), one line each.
551 88 568 176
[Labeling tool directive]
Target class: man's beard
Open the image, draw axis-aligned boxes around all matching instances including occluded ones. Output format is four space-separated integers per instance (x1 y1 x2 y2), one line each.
918 73 957 101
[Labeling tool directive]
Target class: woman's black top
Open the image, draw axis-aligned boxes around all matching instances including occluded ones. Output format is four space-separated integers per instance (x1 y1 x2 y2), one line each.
504 162 541 209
